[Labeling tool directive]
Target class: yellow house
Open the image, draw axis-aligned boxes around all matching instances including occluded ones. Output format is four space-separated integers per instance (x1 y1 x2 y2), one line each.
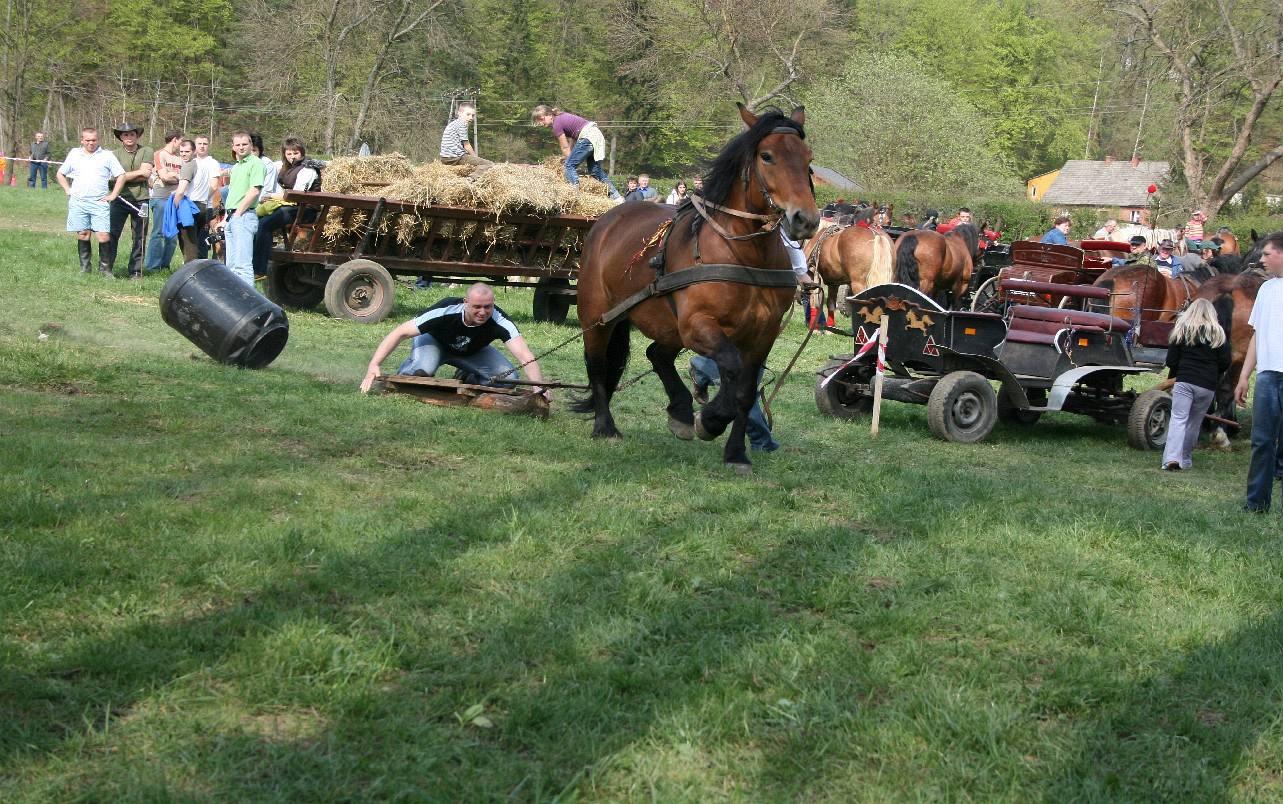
1026 168 1060 202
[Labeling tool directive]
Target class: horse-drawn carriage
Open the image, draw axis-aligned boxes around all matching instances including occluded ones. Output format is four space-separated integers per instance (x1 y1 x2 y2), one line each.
815 280 1172 448
969 240 1127 313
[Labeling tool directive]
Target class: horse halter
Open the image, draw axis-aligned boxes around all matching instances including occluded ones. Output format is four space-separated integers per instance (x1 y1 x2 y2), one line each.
691 125 807 243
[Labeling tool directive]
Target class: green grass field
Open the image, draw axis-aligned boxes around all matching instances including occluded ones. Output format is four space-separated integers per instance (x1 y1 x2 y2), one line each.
3 184 1282 801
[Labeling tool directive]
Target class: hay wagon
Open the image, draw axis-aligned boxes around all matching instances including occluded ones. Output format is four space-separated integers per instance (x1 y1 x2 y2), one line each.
815 281 1172 449
265 190 598 324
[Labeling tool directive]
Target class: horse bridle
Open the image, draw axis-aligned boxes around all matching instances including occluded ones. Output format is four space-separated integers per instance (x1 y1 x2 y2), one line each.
689 125 807 242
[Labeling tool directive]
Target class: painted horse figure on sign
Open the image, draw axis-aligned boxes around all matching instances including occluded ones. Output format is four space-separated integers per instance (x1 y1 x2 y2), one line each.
572 105 819 472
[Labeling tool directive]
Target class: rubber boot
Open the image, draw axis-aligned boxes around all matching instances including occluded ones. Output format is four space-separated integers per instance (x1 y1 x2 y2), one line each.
98 240 115 278
77 239 92 273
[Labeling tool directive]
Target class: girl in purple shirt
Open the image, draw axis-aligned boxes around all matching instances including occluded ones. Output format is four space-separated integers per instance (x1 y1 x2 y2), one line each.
531 105 621 199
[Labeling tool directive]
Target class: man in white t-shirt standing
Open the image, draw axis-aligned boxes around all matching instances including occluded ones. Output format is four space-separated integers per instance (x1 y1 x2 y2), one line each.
192 135 223 258
1234 231 1283 512
56 128 127 276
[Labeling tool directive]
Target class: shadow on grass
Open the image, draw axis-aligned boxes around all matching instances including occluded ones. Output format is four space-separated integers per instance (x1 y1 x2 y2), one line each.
2 447 886 799
1036 607 1283 799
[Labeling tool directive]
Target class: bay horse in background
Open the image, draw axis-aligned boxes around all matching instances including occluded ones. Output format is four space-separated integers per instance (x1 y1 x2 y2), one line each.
1214 227 1240 255
894 223 981 308
572 104 819 473
1093 262 1198 326
1194 270 1265 447
805 221 895 324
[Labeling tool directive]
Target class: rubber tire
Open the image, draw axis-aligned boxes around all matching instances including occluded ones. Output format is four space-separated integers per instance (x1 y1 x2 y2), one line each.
815 359 874 419
323 258 395 323
533 278 573 324
1127 388 1172 450
927 371 998 443
997 383 1042 425
265 261 325 309
970 276 999 313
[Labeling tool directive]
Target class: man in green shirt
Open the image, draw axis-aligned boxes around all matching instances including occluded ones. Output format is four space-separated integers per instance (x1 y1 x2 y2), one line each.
107 122 154 278
214 130 265 286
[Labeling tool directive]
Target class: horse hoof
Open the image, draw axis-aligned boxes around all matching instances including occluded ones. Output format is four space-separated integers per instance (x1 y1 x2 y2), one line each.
1210 430 1232 451
693 411 717 442
668 416 695 441
726 462 753 476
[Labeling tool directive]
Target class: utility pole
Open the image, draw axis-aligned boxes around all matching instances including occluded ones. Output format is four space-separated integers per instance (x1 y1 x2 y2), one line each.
1084 49 1105 159
1133 77 1151 160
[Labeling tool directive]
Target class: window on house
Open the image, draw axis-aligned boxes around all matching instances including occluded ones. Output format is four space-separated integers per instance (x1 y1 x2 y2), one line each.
1130 209 1141 223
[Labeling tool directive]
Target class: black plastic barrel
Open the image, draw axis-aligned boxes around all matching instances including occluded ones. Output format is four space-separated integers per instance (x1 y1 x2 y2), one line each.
160 259 289 369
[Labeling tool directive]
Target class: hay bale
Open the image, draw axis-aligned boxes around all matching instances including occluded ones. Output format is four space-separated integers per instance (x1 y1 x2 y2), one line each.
563 192 619 217
383 163 477 208
322 154 415 194
472 164 563 217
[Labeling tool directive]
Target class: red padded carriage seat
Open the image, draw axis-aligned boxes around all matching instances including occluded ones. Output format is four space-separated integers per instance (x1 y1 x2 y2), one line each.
1008 304 1132 333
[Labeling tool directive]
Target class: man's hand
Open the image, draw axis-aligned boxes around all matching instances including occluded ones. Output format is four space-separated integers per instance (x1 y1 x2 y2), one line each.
101 193 118 203
1235 376 1251 407
360 367 381 394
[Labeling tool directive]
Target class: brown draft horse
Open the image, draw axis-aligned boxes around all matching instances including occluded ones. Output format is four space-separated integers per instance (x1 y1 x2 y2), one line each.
804 222 895 324
572 105 819 472
893 223 981 308
1092 263 1198 326
1195 267 1266 446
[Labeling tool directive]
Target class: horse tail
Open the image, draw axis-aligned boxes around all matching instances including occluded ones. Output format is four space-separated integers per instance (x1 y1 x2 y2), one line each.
896 234 920 287
569 319 632 413
868 232 893 286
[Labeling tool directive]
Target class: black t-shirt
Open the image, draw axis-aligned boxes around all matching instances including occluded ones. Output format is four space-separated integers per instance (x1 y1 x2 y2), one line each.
412 297 519 356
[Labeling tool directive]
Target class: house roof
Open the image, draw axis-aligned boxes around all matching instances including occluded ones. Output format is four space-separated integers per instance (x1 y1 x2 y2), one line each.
812 164 863 192
1042 160 1170 206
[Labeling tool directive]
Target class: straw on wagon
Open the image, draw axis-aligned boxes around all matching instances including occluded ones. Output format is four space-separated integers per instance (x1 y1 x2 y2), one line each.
321 154 415 194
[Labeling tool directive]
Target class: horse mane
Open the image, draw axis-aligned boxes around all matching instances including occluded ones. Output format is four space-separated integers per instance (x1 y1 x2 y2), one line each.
949 223 980 256
701 108 804 206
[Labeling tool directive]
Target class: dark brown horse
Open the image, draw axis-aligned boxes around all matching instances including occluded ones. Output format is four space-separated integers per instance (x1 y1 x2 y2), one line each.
893 223 980 307
572 105 819 472
1195 271 1264 446
1093 263 1198 326
805 221 895 323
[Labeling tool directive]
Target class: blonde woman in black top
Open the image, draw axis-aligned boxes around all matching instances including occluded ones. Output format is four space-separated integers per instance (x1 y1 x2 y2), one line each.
1162 298 1232 471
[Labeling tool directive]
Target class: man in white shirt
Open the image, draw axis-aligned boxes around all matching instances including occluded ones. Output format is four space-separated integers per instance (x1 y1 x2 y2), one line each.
192 136 223 258
56 128 127 276
1234 232 1283 512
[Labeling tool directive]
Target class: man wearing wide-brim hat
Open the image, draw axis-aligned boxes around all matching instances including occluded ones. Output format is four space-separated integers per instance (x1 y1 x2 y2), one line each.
106 122 154 279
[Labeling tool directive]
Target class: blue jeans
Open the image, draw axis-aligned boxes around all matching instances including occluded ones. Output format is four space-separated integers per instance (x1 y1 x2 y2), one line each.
225 212 259 287
1246 371 1283 511
254 205 298 276
690 355 779 451
28 160 47 188
564 137 620 199
397 333 516 386
145 198 178 272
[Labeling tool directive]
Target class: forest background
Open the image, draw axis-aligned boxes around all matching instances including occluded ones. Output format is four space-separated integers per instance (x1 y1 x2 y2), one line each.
1 0 1280 218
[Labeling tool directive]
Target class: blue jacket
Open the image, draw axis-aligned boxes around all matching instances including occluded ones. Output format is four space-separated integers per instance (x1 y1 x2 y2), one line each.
1041 227 1069 245
162 195 201 238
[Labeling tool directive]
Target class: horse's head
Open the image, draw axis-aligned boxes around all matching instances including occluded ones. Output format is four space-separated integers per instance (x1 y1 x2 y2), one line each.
706 104 819 241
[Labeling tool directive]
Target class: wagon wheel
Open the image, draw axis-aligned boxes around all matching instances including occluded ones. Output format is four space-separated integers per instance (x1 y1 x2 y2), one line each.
927 371 997 443
997 383 1043 425
1127 388 1171 450
265 261 325 310
815 358 874 419
533 277 573 324
970 276 1001 313
324 259 395 323
836 283 852 318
